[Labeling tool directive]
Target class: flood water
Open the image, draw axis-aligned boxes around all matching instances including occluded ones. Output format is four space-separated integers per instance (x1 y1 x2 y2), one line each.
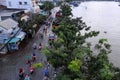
72 1 120 67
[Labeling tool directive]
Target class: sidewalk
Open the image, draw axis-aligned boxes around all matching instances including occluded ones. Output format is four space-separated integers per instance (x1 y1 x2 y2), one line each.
0 15 54 80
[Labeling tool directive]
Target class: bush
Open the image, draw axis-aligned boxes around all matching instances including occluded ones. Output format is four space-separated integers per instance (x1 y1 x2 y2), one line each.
33 63 44 69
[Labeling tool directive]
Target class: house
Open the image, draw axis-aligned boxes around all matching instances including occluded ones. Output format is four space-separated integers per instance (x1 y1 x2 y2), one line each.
0 0 6 6
0 18 26 54
5 0 33 10
0 10 24 21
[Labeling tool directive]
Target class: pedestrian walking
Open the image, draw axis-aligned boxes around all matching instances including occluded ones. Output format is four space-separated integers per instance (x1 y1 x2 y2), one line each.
29 65 34 74
47 61 50 69
18 68 24 80
43 26 47 36
32 43 37 49
44 68 49 78
49 40 52 48
39 29 44 39
47 21 51 28
38 43 42 50
24 74 30 80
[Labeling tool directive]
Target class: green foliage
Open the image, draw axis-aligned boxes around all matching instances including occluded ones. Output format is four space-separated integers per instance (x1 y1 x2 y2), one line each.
99 38 108 44
68 60 82 72
32 14 47 24
42 3 120 80
52 38 64 48
56 74 71 80
42 1 54 11
60 4 72 16
42 47 51 57
33 63 44 69
99 65 114 80
65 0 73 2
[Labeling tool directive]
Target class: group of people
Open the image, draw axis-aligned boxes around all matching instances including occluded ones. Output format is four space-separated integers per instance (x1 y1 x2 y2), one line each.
32 43 42 50
18 16 53 80
18 53 36 80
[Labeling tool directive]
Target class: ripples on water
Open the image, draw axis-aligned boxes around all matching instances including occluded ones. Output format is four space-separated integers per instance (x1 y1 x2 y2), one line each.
72 1 120 67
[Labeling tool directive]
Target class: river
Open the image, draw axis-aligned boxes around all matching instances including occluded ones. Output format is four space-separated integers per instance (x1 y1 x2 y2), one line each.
72 1 120 67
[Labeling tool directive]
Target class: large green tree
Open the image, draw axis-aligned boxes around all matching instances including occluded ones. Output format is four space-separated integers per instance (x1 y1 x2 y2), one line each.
41 1 54 11
42 4 120 80
60 4 72 17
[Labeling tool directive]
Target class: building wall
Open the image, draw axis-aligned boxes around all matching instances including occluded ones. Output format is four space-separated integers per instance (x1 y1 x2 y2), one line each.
6 0 33 10
37 0 53 2
0 17 1 21
0 0 6 6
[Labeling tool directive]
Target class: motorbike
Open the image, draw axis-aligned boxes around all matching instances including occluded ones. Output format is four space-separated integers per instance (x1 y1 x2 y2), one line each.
24 74 30 80
32 56 36 62
30 66 34 74
19 68 24 80
38 45 42 50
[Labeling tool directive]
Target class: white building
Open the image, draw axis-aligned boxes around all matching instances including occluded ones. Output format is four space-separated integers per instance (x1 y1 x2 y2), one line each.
0 0 6 6
5 0 34 10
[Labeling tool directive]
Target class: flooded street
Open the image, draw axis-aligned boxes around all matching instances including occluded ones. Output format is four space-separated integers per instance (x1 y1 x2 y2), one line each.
72 1 120 67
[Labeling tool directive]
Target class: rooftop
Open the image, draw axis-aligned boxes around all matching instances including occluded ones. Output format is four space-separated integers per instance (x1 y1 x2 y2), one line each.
0 9 23 17
0 18 18 30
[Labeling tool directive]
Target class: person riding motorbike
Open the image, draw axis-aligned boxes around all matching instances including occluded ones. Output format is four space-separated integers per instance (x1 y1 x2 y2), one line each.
29 65 34 74
24 74 30 80
32 53 36 61
38 43 42 50
26 56 31 64
19 68 24 80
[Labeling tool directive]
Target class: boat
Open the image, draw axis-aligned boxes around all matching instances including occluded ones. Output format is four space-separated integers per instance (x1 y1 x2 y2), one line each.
69 1 79 7
73 2 79 7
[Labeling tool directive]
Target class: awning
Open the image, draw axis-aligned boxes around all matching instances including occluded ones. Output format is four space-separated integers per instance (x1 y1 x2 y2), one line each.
4 37 20 43
16 32 26 41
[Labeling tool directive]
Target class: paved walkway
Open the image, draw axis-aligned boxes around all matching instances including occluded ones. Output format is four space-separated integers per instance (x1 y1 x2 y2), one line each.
0 15 54 80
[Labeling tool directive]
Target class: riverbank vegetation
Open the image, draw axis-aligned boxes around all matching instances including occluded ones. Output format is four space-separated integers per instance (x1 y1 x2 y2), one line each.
42 4 120 80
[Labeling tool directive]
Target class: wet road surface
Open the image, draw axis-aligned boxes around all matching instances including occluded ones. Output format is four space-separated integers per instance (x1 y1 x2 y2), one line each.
0 16 54 80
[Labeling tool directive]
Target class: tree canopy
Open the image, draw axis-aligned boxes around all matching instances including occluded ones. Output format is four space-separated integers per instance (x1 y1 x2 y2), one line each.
42 3 120 80
41 1 54 11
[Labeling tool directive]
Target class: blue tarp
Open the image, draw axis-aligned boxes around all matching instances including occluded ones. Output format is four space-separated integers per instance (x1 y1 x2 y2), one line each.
5 37 20 43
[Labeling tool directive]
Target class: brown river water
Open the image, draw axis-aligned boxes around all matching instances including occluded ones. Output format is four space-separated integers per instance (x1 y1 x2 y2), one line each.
72 1 120 67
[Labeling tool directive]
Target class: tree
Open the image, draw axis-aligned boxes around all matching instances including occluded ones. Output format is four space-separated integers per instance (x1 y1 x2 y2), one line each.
60 4 72 17
65 0 73 3
68 59 82 72
32 14 47 24
41 1 54 11
42 4 120 80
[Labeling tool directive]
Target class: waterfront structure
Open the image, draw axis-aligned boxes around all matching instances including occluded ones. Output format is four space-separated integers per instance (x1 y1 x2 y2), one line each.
0 18 26 54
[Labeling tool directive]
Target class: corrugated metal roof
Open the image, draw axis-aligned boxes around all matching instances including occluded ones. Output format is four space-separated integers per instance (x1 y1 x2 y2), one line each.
0 18 18 30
